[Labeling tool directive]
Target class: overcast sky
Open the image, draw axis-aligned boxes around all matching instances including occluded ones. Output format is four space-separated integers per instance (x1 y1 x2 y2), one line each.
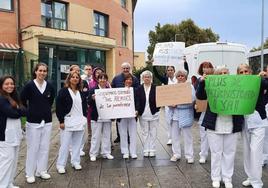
134 0 268 52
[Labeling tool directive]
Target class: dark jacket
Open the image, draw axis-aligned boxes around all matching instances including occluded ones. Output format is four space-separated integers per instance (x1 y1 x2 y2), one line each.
255 78 268 119
56 87 88 124
20 80 55 123
88 86 101 121
136 84 160 116
196 80 244 133
0 96 27 141
111 73 139 88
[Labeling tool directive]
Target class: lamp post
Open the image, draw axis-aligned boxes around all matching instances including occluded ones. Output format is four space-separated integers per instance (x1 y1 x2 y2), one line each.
261 0 264 71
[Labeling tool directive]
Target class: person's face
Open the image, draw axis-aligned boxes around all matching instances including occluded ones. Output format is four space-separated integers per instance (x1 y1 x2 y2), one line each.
143 75 152 85
202 65 213 75
167 67 175 77
219 69 229 75
122 66 130 74
124 78 133 87
2 78 15 94
98 76 107 86
35 65 48 81
95 69 103 78
176 74 186 83
70 73 80 86
84 66 92 76
238 67 251 75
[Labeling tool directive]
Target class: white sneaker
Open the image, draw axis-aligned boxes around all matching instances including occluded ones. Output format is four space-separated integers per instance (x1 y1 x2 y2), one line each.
37 172 51 180
242 179 251 187
170 155 180 162
72 164 82 170
212 181 220 188
167 139 172 145
103 154 114 160
123 154 129 159
57 167 66 174
199 156 206 164
90 156 97 161
224 182 233 188
144 152 149 157
80 150 85 157
187 158 194 164
26 176 35 184
131 154 138 159
149 152 155 157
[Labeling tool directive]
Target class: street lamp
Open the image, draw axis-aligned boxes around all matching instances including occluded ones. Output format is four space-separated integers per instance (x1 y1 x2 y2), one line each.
261 0 265 71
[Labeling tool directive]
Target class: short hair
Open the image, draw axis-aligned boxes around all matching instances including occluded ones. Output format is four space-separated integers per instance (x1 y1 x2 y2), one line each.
237 63 252 74
121 62 131 68
64 71 82 90
141 70 153 78
214 65 229 75
84 64 92 70
166 66 175 72
69 65 80 72
197 61 214 75
123 73 133 82
32 62 48 79
97 72 108 80
175 70 188 80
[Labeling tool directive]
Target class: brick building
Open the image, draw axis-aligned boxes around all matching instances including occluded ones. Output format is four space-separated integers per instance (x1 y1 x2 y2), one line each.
0 0 137 91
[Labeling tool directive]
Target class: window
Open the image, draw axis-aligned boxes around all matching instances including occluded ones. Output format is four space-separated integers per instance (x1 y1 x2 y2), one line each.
41 1 67 30
0 0 13 11
121 0 127 8
94 12 108 37
122 23 128 47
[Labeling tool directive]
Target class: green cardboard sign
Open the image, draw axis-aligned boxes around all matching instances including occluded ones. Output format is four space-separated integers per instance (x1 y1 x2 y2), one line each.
205 75 261 115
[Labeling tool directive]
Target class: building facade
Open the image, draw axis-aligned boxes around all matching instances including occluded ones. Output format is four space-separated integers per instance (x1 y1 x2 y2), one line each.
133 52 145 70
0 0 137 91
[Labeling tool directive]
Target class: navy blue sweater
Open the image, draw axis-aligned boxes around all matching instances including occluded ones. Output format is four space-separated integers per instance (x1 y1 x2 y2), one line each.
111 73 139 88
56 87 88 124
0 96 27 141
20 81 55 123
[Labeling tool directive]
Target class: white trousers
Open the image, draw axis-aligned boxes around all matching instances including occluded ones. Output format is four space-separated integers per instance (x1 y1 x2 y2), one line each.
263 127 268 164
118 118 137 155
165 107 172 140
57 129 84 168
139 118 158 153
0 142 19 188
171 121 193 159
89 121 111 156
25 124 52 177
207 132 238 182
199 125 209 158
243 127 265 188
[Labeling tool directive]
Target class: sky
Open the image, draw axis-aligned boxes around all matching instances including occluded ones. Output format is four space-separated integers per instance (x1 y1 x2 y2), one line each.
134 0 268 52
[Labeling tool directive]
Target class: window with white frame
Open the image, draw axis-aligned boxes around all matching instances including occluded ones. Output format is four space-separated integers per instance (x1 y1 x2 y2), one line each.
122 23 128 47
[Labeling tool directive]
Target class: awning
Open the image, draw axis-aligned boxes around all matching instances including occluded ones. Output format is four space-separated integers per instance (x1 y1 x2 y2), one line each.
0 43 21 53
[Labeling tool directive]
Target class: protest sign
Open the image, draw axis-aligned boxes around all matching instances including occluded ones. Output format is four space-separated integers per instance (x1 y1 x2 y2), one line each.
205 75 261 115
153 42 185 66
95 87 136 119
196 99 207 112
156 82 192 107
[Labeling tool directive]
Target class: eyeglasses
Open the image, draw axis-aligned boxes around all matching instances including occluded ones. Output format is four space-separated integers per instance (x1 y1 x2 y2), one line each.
123 67 130 70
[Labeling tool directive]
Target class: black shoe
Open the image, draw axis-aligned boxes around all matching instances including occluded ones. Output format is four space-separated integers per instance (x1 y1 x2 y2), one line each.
114 137 120 143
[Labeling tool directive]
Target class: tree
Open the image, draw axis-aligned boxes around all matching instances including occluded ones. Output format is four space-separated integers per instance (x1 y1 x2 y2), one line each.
251 38 268 52
147 19 219 60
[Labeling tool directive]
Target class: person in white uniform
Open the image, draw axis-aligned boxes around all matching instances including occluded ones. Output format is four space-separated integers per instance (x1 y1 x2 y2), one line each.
56 71 88 174
20 63 55 184
89 72 114 161
136 70 160 157
0 76 27 188
237 64 268 188
118 73 138 159
169 70 195 163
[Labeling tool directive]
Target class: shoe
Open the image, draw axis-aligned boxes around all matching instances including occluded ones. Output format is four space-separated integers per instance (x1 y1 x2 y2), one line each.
57 167 66 174
114 137 120 143
90 156 96 161
170 155 180 162
224 182 233 188
199 156 206 164
26 176 35 184
72 164 82 170
103 154 114 160
36 172 51 180
144 152 149 157
212 181 220 188
123 154 129 159
80 150 85 157
187 158 194 164
167 139 172 145
149 152 155 157
131 154 138 159
242 179 251 187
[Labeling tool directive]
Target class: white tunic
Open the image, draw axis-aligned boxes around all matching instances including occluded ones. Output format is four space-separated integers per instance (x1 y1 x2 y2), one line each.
33 79 47 94
5 118 23 146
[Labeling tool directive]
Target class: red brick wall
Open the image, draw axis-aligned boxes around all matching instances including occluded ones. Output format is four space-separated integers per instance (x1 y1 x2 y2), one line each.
20 0 40 29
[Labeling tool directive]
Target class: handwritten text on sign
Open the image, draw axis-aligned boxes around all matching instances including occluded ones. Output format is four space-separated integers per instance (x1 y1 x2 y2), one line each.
156 83 192 107
95 87 136 119
205 75 261 115
153 42 185 66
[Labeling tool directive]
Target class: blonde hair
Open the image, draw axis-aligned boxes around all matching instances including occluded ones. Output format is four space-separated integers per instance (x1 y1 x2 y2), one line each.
214 65 229 75
237 63 252 74
175 70 188 80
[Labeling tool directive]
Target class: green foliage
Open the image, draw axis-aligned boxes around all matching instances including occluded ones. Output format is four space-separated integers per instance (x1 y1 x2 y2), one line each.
133 63 163 85
251 38 268 52
147 19 219 60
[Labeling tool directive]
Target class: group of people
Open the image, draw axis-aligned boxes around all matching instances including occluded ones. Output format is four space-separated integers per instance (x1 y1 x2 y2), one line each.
0 59 268 188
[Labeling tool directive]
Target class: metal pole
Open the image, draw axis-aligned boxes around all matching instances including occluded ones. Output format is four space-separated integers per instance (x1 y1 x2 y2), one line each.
261 0 264 71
